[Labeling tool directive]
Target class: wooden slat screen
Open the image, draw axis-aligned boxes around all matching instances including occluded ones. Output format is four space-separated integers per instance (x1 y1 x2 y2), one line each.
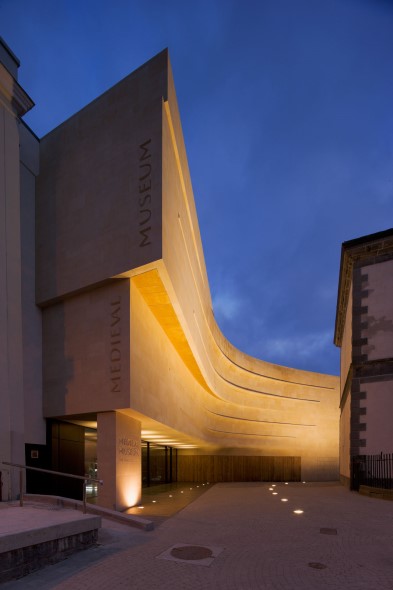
177 455 301 482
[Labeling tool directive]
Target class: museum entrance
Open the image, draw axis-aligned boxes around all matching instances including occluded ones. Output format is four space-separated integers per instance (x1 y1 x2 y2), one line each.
142 441 177 487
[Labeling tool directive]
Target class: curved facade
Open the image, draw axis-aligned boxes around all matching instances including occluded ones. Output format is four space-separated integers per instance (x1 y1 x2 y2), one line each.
1 43 339 509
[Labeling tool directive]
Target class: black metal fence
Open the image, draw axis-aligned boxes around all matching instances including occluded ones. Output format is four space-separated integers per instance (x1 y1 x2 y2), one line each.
351 453 393 491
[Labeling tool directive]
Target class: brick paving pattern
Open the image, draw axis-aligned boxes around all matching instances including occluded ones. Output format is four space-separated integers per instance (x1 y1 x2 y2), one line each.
2 482 393 590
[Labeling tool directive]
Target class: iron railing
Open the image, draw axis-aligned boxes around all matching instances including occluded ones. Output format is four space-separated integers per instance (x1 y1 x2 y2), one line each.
351 453 393 491
1 461 103 513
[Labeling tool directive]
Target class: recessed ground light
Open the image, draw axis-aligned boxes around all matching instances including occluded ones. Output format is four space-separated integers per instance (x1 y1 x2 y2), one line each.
152 500 157 503
281 499 288 502
190 488 193 490
308 562 327 570
269 487 274 491
138 506 144 509
169 495 173 498
272 492 278 495
293 509 304 514
197 485 199 488
181 491 184 494
302 481 306 484
272 484 276 487
285 482 288 485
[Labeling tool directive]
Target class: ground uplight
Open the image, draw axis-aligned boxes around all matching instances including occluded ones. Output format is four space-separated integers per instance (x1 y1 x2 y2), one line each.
293 509 304 514
281 499 288 502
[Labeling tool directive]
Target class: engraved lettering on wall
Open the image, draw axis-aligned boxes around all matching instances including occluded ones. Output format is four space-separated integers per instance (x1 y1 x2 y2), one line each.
110 296 121 393
138 138 152 247
118 436 140 462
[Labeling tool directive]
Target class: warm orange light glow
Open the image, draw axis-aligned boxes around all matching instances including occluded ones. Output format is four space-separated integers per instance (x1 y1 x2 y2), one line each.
133 271 219 397
121 474 141 508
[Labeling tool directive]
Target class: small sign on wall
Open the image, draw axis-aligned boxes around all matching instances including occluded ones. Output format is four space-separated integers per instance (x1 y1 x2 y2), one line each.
118 436 140 462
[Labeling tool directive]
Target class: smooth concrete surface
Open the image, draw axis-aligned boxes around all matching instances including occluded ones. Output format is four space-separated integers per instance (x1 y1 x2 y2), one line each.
0 61 30 502
36 51 166 304
97 412 141 510
0 48 42 503
20 123 45 447
36 49 340 488
43 281 131 416
1 483 393 589
23 494 154 531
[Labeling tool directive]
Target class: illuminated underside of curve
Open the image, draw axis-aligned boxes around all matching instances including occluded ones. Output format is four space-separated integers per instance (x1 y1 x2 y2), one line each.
123 66 340 456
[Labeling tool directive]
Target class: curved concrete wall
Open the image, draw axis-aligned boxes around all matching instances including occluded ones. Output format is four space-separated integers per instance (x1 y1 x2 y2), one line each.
37 49 339 482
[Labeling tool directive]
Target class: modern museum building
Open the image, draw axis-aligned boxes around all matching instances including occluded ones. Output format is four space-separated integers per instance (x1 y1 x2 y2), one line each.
1 38 351 510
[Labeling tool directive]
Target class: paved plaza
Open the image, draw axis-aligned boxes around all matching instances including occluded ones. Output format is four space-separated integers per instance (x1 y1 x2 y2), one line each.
2 482 393 590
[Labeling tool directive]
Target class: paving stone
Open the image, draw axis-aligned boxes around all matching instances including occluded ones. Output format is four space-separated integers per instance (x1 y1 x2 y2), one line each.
1 482 393 589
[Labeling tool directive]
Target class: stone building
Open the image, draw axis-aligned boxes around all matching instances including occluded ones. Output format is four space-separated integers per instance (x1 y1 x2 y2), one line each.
334 229 393 487
1 38 340 510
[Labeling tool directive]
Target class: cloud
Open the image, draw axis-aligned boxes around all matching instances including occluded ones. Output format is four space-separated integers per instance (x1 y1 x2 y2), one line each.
213 291 244 322
256 330 334 363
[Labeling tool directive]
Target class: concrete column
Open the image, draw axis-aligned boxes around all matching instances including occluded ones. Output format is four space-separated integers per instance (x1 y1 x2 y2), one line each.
0 44 35 500
0 103 25 500
97 411 141 511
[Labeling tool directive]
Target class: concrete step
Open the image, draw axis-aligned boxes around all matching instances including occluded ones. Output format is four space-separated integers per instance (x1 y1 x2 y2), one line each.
0 504 101 583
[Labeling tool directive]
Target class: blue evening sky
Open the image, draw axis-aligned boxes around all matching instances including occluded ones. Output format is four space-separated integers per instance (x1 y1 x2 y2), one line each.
2 0 393 375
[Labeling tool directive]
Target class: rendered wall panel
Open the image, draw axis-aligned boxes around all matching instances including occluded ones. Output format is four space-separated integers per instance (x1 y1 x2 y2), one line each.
36 52 167 304
43 280 130 416
362 260 393 360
